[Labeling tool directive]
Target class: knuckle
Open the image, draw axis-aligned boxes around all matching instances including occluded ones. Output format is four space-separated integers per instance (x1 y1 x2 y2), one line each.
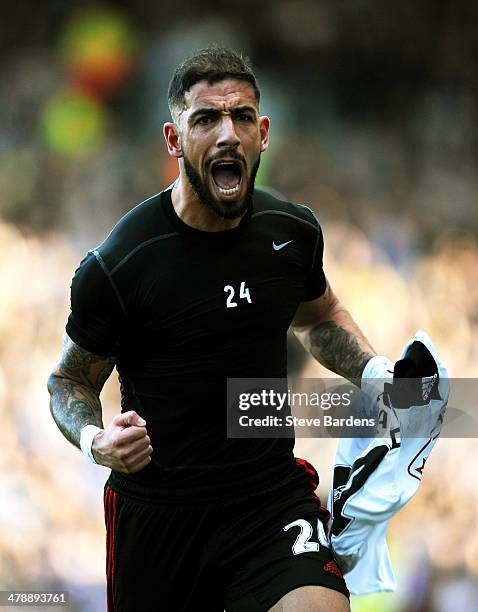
123 458 135 471
117 448 129 460
117 459 128 472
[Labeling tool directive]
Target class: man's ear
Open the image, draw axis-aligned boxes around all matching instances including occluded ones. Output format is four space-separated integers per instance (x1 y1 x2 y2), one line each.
163 122 183 158
259 116 270 153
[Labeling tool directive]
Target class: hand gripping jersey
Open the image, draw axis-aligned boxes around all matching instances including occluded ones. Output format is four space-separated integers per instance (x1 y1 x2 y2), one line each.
328 331 449 594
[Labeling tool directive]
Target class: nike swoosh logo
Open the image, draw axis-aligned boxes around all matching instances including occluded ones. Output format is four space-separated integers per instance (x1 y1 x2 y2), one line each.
273 240 293 251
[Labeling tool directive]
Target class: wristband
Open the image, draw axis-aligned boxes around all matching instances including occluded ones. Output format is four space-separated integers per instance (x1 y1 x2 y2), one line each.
80 425 103 464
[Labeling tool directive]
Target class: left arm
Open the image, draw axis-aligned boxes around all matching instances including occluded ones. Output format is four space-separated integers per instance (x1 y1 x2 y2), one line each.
291 279 376 385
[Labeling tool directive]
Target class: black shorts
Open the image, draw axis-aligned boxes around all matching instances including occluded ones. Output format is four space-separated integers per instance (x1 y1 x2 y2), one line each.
104 460 349 611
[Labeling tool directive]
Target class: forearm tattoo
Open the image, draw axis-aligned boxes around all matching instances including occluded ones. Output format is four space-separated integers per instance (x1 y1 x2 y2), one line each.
48 337 115 448
309 321 374 385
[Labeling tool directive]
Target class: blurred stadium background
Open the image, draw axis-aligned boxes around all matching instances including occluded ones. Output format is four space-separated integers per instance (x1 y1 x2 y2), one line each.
1 1 478 610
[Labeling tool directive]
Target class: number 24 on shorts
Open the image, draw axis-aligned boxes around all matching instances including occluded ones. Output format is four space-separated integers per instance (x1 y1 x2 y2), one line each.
283 518 330 555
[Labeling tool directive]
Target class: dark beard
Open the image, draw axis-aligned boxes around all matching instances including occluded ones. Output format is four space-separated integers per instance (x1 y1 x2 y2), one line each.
183 151 260 220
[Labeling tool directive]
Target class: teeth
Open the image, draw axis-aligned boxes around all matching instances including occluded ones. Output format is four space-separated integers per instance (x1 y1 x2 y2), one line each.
217 184 240 195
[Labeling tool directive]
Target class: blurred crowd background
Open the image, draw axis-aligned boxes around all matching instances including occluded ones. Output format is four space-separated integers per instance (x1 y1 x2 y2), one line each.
1 1 478 610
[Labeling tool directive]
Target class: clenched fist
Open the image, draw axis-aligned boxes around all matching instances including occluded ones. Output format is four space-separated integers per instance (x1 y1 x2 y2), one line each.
91 411 153 473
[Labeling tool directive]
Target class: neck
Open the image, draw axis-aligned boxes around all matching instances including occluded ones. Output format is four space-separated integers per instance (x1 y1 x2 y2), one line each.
171 176 244 232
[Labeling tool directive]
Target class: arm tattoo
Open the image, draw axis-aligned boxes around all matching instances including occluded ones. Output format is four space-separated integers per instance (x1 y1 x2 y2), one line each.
48 337 116 448
59 337 114 389
309 321 374 385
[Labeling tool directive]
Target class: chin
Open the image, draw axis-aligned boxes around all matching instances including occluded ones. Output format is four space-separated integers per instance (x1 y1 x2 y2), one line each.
212 199 249 220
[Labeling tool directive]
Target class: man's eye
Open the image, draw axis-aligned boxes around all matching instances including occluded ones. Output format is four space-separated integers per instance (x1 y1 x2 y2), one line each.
197 116 212 125
238 114 252 122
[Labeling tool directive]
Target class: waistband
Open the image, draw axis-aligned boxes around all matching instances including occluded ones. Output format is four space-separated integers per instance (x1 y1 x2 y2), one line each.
106 451 313 504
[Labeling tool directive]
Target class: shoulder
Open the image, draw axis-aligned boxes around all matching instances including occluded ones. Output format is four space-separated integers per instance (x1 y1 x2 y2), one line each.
251 188 321 232
92 188 177 274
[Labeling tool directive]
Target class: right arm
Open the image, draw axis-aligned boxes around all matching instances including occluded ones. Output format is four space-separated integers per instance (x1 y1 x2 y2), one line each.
47 334 113 447
48 334 153 473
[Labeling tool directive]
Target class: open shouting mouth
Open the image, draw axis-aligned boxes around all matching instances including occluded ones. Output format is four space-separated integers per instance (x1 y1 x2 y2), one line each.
210 160 243 197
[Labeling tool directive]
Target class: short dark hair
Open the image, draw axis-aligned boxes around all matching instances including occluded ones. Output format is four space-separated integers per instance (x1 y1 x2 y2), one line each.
168 47 260 118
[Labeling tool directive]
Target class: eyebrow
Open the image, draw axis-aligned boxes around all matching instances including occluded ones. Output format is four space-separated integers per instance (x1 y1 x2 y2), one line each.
188 105 258 123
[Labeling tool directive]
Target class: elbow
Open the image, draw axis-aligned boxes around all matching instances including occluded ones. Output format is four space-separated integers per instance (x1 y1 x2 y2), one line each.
47 371 62 397
322 294 342 322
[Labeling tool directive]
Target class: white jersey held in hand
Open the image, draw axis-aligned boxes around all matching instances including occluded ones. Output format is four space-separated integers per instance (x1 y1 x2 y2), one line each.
327 331 450 595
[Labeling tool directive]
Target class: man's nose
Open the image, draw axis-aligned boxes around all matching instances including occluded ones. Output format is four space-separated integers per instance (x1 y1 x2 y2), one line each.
217 115 240 148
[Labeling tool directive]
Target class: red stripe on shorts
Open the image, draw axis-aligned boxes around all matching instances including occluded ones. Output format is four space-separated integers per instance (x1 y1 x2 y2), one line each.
295 457 320 489
111 490 118 603
295 457 331 527
105 486 118 612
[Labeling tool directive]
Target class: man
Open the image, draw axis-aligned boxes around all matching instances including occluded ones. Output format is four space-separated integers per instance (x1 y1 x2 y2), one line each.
48 48 377 611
